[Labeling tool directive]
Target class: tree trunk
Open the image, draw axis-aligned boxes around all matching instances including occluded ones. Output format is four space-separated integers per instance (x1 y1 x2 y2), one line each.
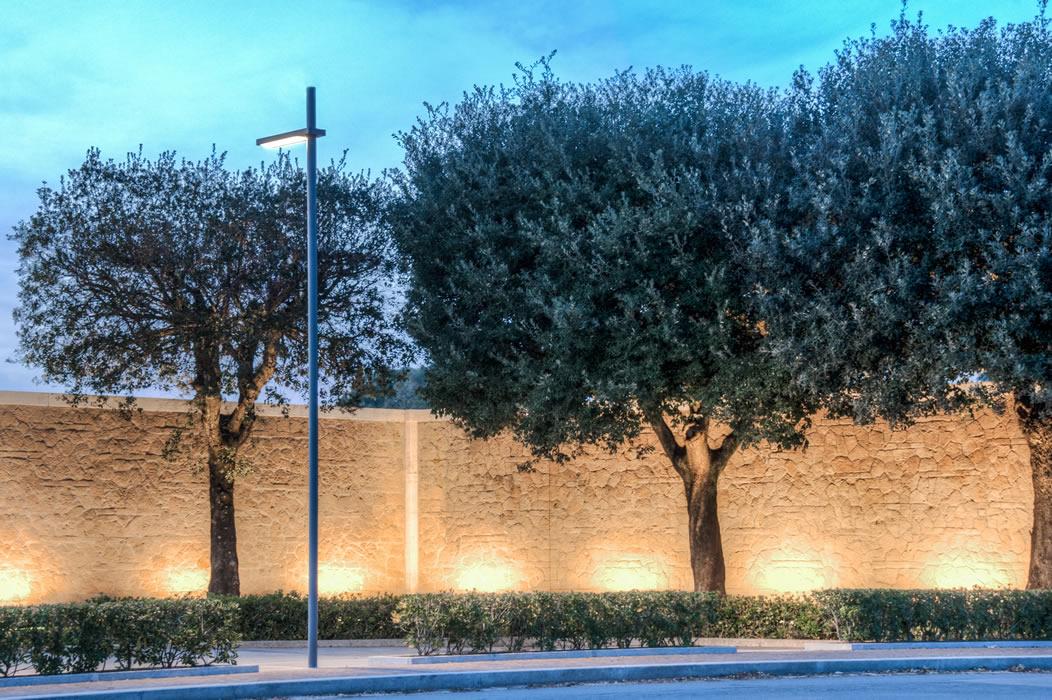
192 336 275 598
1020 394 1052 590
649 415 736 593
682 440 726 593
208 449 240 596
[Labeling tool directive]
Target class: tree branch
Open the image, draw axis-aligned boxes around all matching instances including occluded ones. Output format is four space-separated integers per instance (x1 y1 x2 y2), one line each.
710 431 739 476
225 335 280 444
647 411 686 468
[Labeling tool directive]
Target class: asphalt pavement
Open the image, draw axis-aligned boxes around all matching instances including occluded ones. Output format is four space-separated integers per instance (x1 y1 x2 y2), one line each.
323 671 1052 699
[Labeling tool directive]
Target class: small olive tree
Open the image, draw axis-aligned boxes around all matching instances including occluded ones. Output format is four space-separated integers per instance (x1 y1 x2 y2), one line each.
13 149 410 595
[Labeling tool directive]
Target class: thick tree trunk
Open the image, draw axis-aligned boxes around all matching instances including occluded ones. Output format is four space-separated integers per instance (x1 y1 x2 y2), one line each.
193 337 275 597
682 444 726 593
1020 394 1052 590
649 415 736 593
208 450 240 596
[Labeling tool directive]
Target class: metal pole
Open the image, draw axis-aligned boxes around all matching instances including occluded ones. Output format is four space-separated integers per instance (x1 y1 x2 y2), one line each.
305 85 320 670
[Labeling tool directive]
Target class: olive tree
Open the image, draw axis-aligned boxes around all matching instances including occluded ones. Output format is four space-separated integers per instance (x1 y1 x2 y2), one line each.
753 11 1052 586
391 63 813 592
13 149 409 595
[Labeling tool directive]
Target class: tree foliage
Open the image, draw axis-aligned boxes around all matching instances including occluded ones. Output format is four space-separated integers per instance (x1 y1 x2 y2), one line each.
754 10 1052 424
393 61 812 462
14 148 407 412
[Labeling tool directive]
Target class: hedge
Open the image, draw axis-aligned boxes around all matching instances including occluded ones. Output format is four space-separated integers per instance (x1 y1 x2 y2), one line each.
228 592 402 640
6 589 1052 670
393 589 1052 655
0 598 239 677
392 591 836 655
813 589 1052 642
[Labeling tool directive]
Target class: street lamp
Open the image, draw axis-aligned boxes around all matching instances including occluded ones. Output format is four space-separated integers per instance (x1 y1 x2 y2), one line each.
258 86 326 669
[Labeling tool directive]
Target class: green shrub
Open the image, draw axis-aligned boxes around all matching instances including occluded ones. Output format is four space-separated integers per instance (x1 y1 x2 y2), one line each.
103 599 162 671
228 591 306 641
0 607 27 677
394 590 821 655
22 605 72 675
1 598 239 676
393 593 452 656
813 589 1052 642
712 594 830 639
230 592 402 641
320 594 402 640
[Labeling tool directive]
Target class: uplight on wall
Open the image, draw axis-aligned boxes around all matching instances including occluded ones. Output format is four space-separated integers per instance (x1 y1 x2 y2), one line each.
318 564 365 596
455 563 517 592
592 558 668 591
0 567 31 603
922 554 1016 589
166 567 208 595
746 539 837 594
754 564 830 593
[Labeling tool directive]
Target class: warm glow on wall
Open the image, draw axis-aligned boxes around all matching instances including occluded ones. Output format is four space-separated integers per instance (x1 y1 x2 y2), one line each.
747 540 837 594
592 557 669 591
922 554 1016 589
455 562 517 592
318 564 365 596
758 564 830 593
166 567 208 595
0 567 31 603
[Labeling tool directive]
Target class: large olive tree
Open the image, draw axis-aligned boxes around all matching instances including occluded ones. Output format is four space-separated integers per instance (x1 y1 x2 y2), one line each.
391 63 813 592
753 11 1052 587
13 149 409 595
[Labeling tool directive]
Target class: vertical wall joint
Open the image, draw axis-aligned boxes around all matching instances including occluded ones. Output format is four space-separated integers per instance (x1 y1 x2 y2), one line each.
404 415 420 593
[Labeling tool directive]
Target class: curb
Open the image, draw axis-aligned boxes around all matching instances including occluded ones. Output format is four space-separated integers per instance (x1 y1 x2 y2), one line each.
0 665 257 689
368 645 736 665
19 654 1052 700
239 639 405 648
849 641 1052 650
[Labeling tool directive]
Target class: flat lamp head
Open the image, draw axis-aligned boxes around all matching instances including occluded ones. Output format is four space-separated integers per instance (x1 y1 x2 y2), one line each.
257 127 326 149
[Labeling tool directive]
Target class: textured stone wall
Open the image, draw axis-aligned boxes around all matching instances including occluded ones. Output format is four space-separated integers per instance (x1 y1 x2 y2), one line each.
416 409 1032 595
720 410 1031 593
0 392 1034 603
0 395 408 603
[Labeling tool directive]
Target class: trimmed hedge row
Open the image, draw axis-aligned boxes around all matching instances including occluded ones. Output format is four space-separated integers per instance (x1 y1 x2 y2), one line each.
6 589 1051 670
394 591 833 655
0 598 239 677
814 589 1052 642
392 589 1052 655
228 592 402 640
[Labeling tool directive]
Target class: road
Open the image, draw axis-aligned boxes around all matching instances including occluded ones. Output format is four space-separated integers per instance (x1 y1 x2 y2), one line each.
296 671 1052 699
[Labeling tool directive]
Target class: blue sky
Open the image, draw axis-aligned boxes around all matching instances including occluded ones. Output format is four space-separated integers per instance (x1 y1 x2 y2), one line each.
0 0 1040 394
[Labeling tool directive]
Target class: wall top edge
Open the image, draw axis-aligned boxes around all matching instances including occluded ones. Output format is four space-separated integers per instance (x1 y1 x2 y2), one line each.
0 390 445 423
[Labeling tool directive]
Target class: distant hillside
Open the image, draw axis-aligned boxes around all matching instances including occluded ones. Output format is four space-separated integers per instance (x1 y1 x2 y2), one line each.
358 367 429 409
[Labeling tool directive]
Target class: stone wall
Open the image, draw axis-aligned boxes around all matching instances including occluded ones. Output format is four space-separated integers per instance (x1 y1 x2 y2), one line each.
0 392 1033 603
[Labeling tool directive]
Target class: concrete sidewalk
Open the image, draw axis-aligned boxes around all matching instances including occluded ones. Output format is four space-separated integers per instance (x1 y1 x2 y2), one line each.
3 645 1052 699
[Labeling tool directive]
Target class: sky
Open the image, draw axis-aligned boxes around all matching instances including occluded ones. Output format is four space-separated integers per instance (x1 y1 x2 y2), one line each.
0 0 1041 396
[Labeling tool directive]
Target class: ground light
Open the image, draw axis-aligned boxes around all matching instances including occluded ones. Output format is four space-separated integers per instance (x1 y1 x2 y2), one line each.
257 86 325 669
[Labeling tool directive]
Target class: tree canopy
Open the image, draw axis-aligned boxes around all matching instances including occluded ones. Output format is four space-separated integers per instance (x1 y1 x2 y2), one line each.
15 148 406 408
394 63 812 455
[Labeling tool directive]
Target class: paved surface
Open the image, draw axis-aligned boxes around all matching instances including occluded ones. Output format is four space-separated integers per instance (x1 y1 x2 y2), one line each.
3 646 1052 699
327 671 1052 699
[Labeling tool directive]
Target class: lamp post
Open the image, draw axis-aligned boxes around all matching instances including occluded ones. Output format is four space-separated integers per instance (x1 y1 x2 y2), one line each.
257 86 326 669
